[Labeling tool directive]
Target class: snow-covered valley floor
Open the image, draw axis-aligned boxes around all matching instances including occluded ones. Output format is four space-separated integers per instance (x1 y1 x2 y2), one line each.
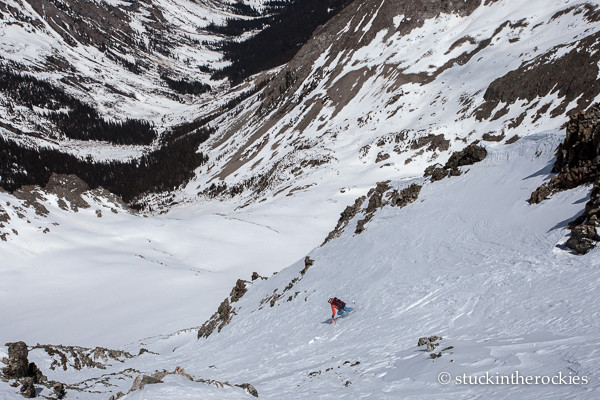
2 130 598 399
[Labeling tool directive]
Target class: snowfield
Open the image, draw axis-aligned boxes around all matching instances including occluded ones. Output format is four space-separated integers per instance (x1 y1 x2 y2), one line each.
2 131 599 399
2 0 600 398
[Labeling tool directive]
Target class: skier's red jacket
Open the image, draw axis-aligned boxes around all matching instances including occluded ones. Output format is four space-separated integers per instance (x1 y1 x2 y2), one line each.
329 297 345 317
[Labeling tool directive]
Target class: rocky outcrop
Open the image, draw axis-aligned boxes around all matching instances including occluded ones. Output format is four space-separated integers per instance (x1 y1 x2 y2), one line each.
2 341 48 398
417 335 454 359
355 182 392 234
198 276 255 338
32 344 133 371
2 341 30 379
229 279 248 303
417 335 443 352
128 366 193 393
475 28 600 120
197 298 234 339
300 256 314 276
322 195 366 245
389 184 422 208
197 379 259 398
356 182 423 234
324 180 423 242
129 374 163 392
235 383 259 397
424 143 487 182
126 367 258 398
19 377 36 398
529 104 600 254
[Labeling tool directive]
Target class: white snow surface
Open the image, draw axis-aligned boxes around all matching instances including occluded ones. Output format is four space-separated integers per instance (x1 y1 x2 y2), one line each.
1 0 600 398
1 131 599 399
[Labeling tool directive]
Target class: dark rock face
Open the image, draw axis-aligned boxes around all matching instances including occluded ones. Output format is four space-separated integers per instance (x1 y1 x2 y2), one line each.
424 143 487 181
19 377 36 398
2 341 50 398
235 382 259 397
229 279 248 303
446 143 487 169
529 104 600 254
389 184 422 208
566 224 600 254
3 341 29 378
356 181 392 234
324 180 423 241
475 27 600 120
553 106 600 187
322 195 366 244
199 275 255 338
300 256 314 275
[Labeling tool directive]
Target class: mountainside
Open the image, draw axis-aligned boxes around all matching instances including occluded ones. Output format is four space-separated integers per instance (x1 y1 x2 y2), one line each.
180 0 600 208
2 130 599 399
2 0 600 399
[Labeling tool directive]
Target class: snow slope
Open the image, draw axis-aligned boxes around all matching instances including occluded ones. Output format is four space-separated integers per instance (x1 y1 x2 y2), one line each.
1 0 600 398
0 182 356 347
2 130 598 399
128 131 598 400
176 0 600 208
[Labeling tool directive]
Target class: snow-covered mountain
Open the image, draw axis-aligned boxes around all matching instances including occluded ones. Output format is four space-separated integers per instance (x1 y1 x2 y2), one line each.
3 130 599 399
2 0 600 398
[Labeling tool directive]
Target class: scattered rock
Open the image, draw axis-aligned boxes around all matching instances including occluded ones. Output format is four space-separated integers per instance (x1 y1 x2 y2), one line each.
375 152 391 163
33 344 133 371
235 383 258 397
251 272 267 281
174 366 193 381
196 378 258 397
129 375 162 392
482 132 505 142
19 377 36 398
300 256 314 275
52 382 66 399
417 335 443 352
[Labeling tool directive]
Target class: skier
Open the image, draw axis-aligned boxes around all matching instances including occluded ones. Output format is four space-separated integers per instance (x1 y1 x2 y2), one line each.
328 297 353 319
